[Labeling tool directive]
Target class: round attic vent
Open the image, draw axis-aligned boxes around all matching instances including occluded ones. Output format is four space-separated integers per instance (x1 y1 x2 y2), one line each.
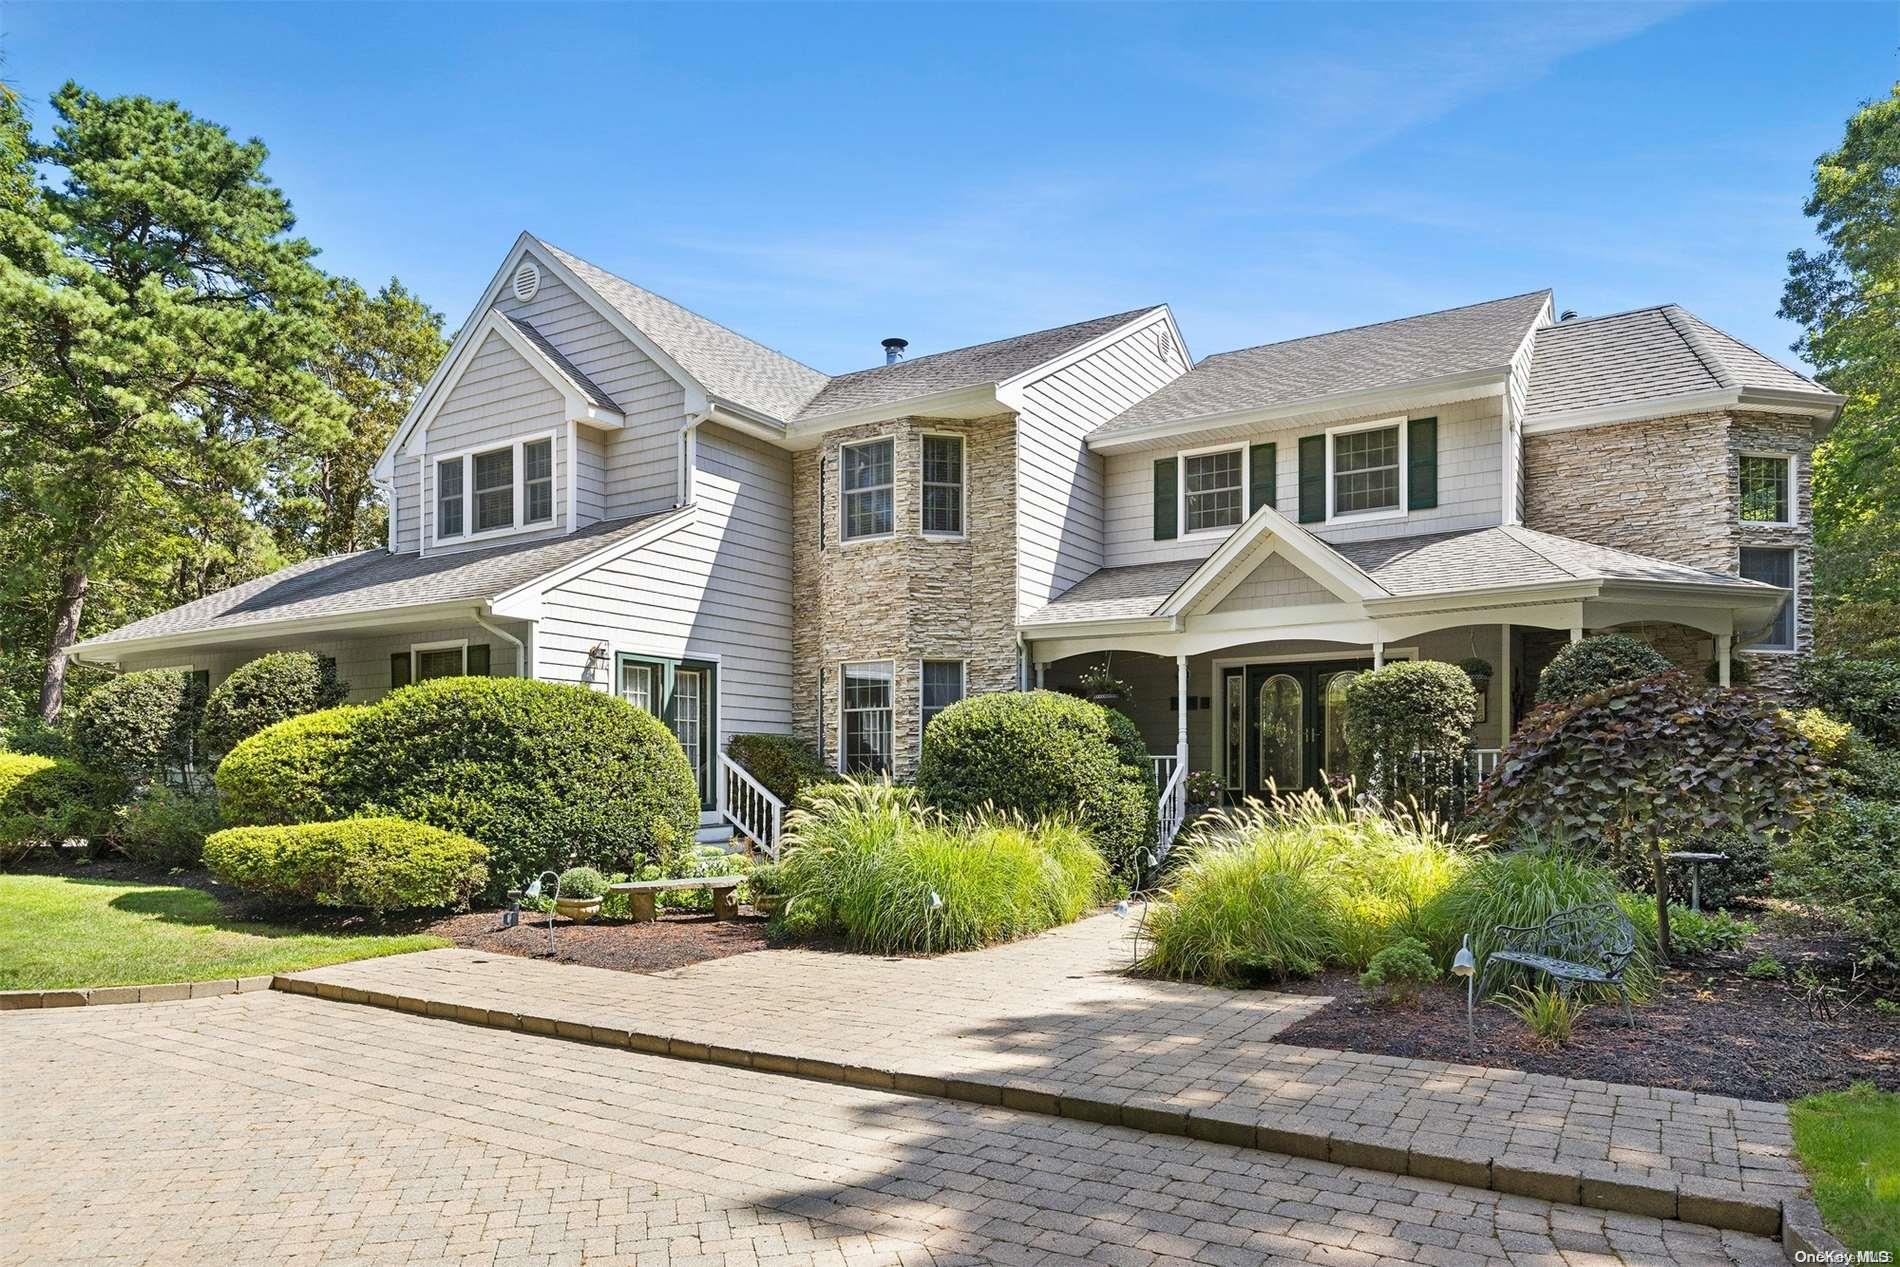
512 261 541 303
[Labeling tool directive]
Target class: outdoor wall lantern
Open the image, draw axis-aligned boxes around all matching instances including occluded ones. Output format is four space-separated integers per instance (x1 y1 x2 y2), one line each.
1452 935 1478 1042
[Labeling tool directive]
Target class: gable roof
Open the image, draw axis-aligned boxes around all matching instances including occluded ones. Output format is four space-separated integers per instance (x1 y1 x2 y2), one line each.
72 510 690 652
539 239 831 423
502 315 620 412
1091 290 1551 441
793 308 1159 421
1523 305 1832 422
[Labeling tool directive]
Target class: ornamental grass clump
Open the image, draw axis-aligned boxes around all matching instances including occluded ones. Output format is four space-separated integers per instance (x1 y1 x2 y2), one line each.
775 779 1107 955
1135 789 1472 986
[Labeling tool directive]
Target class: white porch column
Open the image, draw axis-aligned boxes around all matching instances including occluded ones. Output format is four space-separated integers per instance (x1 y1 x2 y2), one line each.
1716 634 1732 687
1175 654 1189 768
1497 624 1512 736
1372 640 1385 669
1035 662 1046 689
1570 624 1584 645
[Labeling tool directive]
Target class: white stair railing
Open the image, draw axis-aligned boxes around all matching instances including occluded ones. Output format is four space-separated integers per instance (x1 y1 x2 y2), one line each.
1468 748 1502 782
718 749 785 859
1149 753 1179 791
1155 760 1188 862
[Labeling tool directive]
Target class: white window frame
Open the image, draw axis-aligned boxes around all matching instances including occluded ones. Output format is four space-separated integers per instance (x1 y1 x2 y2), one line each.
410 638 470 680
1738 451 1797 527
837 658 896 774
919 433 967 540
427 429 559 545
1739 546 1800 653
1177 442 1249 539
839 436 896 545
1325 417 1408 523
919 657 967 746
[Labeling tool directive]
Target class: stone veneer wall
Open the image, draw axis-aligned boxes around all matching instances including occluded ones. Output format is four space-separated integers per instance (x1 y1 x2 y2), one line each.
1522 409 1815 695
790 415 1018 780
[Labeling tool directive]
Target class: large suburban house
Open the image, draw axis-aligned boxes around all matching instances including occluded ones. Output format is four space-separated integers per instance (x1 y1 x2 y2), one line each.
71 233 1842 852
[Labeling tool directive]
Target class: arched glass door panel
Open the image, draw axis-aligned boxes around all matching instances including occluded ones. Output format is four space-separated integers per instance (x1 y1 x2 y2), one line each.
1257 673 1303 792
1322 669 1360 781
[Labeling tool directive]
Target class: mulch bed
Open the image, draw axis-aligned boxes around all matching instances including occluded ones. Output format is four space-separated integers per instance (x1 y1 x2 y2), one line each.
426 908 772 973
1274 916 1900 1102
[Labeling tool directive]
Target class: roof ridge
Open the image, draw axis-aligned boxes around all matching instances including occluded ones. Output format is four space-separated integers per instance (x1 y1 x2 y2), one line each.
1672 306 1823 388
1202 289 1551 363
535 237 834 381
1660 304 1737 390
1497 524 1587 580
827 306 1161 381
502 314 620 409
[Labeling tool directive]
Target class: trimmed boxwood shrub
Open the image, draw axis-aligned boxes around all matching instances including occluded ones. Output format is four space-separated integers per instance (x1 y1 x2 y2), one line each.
215 706 367 827
1342 660 1477 804
0 753 112 864
341 678 698 894
204 817 488 914
1799 653 1900 746
916 690 1153 882
70 667 207 784
1536 635 1671 706
724 732 837 808
197 652 349 760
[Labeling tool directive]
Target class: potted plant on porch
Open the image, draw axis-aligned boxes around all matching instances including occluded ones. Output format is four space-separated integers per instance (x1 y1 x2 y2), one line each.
1077 661 1133 707
554 866 607 923
1455 656 1494 695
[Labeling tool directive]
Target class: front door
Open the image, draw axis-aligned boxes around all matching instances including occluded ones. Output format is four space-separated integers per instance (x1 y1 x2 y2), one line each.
618 654 718 809
1225 660 1372 797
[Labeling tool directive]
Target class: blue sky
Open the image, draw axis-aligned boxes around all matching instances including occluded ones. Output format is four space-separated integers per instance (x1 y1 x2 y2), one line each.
4 2 1893 375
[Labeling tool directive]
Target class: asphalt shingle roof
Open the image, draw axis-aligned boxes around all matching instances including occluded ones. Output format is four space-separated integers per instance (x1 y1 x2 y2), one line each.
1091 291 1551 439
1023 525 1772 627
541 240 831 422
1523 305 1824 420
74 510 687 649
793 308 1157 421
503 315 621 412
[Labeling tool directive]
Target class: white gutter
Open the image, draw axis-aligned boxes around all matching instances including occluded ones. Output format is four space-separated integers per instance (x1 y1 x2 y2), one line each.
472 607 527 679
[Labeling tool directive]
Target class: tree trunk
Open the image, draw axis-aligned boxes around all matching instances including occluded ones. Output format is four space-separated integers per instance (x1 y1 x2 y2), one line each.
37 566 89 723
1651 843 1672 966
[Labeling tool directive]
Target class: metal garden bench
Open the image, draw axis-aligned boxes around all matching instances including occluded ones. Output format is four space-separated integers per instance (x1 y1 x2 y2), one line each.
1482 901 1637 1023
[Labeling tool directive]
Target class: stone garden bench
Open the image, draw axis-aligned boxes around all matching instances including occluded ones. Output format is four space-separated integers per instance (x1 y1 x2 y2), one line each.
1482 900 1637 1023
609 876 746 923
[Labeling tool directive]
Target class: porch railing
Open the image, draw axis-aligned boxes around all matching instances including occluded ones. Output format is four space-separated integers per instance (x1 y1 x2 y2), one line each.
717 749 784 859
1155 760 1188 861
1469 748 1502 781
1149 753 1179 791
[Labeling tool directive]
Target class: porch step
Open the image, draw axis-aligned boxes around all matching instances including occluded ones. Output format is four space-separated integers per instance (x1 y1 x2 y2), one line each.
695 821 736 849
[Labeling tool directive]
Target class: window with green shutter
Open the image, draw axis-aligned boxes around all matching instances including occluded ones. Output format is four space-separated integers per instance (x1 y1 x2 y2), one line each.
1249 442 1276 512
1297 436 1326 523
1152 457 1178 540
390 652 411 689
1407 417 1438 510
467 643 491 676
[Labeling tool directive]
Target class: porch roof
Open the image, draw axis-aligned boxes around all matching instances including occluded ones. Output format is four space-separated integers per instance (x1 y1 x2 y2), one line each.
1021 524 1775 630
72 508 688 653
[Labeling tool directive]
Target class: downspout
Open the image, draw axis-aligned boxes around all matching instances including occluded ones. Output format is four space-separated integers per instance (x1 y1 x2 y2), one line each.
473 608 526 679
678 410 711 507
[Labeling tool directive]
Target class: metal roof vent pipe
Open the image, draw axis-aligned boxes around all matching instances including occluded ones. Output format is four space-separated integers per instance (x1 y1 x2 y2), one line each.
1559 309 1579 321
882 337 909 365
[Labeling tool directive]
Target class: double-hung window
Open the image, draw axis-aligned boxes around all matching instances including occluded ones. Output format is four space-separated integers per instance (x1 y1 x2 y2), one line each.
1739 454 1792 524
921 660 965 732
922 435 965 536
841 661 894 774
1332 424 1401 515
435 436 556 541
841 439 894 541
1183 448 1243 533
1739 547 1797 651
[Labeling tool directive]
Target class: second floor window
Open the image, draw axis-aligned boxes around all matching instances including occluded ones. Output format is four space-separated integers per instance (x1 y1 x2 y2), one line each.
1333 424 1401 515
1739 454 1791 524
524 438 554 524
436 458 464 538
842 438 894 541
1183 449 1243 533
436 436 556 540
473 448 514 532
922 435 964 536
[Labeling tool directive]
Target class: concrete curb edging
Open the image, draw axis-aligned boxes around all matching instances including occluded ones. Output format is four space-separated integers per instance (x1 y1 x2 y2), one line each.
1 976 275 1010
1779 1196 1851 1264
275 973 1794 1242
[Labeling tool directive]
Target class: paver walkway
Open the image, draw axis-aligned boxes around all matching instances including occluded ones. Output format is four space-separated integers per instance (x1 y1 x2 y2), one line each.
290 912 1803 1232
2 991 1782 1266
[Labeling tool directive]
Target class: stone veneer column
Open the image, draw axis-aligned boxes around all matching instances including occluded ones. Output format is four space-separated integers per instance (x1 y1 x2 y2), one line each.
790 414 1018 780
1521 409 1815 695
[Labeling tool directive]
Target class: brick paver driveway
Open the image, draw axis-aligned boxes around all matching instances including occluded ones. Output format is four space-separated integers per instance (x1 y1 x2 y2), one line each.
3 992 1780 1266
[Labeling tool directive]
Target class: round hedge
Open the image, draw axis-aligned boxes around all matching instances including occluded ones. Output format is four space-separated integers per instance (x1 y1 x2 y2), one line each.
204 817 488 913
341 678 698 893
198 652 349 759
0 752 113 862
1342 661 1477 801
1536 634 1671 706
215 705 367 827
70 668 206 783
916 690 1152 880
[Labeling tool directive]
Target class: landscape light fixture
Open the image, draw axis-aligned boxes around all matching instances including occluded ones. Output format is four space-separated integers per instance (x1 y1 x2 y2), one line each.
1452 935 1478 1043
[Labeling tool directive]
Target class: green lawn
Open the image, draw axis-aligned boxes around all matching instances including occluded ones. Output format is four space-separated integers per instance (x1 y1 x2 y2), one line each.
1791 1083 1900 1253
0 873 448 990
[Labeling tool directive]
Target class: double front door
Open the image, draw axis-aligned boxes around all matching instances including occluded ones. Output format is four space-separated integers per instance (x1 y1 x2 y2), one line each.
618 654 717 809
1220 659 1372 797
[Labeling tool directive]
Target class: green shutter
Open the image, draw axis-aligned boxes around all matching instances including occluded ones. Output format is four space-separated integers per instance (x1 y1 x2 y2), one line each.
1407 417 1438 510
1248 442 1277 512
467 643 491 676
1297 435 1326 524
1152 457 1177 540
390 652 411 689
